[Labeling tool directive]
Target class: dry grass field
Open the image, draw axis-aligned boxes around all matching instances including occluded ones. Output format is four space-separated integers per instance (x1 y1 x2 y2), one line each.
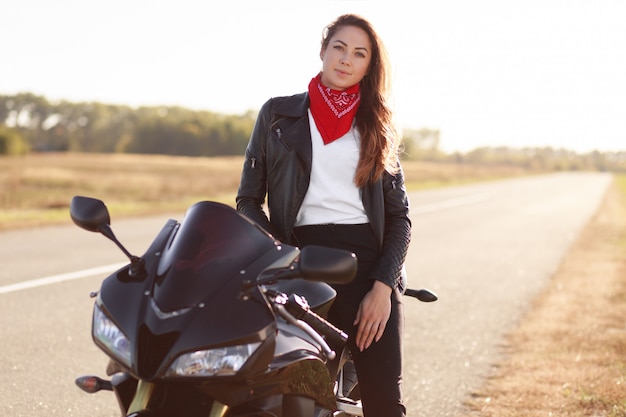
0 153 245 229
0 152 532 230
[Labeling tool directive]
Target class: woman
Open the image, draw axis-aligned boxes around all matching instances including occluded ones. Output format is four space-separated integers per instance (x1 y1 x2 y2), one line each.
236 14 410 417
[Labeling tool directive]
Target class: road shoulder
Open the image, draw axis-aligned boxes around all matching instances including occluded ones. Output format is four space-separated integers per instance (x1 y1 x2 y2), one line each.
463 177 626 416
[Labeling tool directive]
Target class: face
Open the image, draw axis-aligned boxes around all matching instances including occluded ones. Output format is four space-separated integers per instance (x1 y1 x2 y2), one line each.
320 25 372 91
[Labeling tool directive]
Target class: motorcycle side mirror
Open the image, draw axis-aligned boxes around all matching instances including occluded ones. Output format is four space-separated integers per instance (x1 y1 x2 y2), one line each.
245 246 357 292
298 245 357 285
69 196 143 276
70 195 111 233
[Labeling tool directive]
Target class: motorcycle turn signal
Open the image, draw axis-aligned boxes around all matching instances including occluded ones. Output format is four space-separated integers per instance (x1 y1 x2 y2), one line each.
75 375 113 393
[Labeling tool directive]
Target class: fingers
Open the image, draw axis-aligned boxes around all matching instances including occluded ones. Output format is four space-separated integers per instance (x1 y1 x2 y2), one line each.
354 306 390 351
352 282 393 351
375 320 387 342
355 320 387 352
355 321 371 352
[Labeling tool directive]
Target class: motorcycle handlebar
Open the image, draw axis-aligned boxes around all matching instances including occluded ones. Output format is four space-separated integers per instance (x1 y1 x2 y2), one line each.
284 294 349 348
297 306 349 348
404 288 438 302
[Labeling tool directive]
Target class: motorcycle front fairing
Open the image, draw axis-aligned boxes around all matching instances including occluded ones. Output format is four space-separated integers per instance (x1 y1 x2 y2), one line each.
92 201 338 411
94 202 291 377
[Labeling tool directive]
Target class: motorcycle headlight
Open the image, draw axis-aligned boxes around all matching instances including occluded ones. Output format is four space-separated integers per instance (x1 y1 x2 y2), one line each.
92 304 132 366
165 342 261 377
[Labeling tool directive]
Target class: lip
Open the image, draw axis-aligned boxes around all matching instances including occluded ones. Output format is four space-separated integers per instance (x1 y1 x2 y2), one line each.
335 69 351 76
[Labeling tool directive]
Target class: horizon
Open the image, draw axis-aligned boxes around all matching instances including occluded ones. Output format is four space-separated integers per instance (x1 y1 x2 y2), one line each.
2 0 625 153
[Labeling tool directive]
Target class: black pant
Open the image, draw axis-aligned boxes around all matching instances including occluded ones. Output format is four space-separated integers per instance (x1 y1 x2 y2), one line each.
293 224 406 417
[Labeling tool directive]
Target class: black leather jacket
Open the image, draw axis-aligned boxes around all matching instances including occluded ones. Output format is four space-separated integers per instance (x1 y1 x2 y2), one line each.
236 92 411 290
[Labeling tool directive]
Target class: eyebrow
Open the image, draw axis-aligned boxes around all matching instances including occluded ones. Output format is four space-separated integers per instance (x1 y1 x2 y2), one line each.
332 39 369 53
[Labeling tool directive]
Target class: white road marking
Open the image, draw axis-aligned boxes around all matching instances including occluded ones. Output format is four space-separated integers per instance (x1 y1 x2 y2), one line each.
0 262 127 295
0 193 488 295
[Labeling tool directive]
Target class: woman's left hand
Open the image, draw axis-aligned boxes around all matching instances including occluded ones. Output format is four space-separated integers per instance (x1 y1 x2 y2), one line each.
353 280 392 351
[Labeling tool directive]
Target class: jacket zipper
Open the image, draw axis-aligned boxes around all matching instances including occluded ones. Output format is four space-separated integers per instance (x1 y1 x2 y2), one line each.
275 127 292 151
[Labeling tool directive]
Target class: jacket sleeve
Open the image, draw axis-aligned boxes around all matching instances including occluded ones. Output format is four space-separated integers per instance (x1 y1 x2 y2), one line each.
369 161 411 292
236 99 278 237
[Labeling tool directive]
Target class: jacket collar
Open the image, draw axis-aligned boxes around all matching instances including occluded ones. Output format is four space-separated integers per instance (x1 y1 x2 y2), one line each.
273 92 312 168
274 92 309 118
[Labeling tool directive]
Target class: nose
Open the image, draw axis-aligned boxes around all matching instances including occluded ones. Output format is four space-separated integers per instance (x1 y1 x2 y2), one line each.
340 54 350 66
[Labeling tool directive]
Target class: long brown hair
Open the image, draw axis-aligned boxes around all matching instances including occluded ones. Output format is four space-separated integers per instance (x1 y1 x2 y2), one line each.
320 14 401 187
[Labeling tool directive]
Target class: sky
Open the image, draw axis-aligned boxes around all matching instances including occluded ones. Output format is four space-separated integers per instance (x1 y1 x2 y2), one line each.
2 0 625 153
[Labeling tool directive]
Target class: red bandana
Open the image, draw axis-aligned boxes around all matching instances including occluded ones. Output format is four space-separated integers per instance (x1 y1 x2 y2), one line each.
308 73 361 145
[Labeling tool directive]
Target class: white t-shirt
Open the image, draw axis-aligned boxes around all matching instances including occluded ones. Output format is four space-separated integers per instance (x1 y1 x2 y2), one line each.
295 110 369 226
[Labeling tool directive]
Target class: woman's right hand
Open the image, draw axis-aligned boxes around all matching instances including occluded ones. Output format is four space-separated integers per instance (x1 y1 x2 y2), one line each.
353 280 392 351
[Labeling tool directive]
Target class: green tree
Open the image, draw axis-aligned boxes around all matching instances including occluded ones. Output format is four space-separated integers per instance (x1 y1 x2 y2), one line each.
0 126 30 155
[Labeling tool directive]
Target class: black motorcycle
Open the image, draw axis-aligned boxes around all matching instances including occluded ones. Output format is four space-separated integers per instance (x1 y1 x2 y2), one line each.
71 196 436 416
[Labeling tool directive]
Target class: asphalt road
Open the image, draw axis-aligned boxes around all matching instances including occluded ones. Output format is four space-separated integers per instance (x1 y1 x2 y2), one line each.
0 172 612 417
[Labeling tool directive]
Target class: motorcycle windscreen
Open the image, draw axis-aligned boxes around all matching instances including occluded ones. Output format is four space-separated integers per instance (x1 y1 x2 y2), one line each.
154 201 278 313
